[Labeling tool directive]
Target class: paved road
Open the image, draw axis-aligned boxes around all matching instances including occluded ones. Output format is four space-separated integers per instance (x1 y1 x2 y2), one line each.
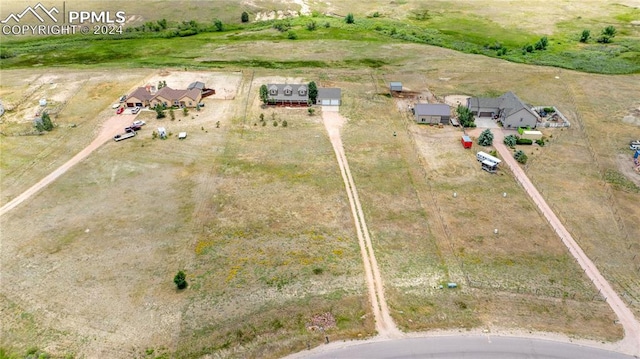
0 114 137 217
293 335 637 359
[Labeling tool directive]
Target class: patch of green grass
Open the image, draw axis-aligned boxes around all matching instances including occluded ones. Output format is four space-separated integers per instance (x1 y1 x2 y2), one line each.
604 169 640 193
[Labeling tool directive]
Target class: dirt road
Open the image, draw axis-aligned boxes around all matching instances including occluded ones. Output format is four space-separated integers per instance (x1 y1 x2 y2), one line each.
0 114 137 217
491 131 640 356
321 106 402 339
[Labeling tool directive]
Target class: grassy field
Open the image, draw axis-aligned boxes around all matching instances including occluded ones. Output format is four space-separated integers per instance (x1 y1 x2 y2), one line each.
1 1 640 358
1 1 640 73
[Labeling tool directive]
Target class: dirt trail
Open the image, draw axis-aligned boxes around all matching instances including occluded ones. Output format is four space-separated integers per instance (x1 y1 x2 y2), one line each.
0 114 137 217
321 106 402 339
490 130 640 356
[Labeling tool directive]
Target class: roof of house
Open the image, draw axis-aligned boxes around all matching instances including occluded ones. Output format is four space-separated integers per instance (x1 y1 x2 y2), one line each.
497 91 538 119
187 81 206 90
154 87 201 101
266 84 309 102
126 87 155 102
318 88 341 99
414 103 451 116
468 92 538 119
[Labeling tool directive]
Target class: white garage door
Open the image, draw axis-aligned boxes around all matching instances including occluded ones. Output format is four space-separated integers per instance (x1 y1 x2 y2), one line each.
321 99 331 105
330 99 340 105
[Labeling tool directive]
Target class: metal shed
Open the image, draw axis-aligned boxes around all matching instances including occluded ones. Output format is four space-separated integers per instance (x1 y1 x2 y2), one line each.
389 82 403 92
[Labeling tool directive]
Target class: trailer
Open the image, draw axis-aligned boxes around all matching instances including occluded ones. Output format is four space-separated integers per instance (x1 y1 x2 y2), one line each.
481 160 498 173
461 135 473 149
521 130 543 141
476 151 501 165
113 131 136 142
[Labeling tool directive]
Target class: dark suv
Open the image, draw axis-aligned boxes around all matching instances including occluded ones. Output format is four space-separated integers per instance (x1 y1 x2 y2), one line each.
125 125 142 133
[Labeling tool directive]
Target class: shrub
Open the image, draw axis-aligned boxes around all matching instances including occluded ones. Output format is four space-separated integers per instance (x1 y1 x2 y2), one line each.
287 31 297 40
535 139 545 146
241 11 249 23
213 19 223 31
323 22 330 28
516 138 533 145
183 107 189 116
308 108 315 116
543 107 555 113
306 20 316 31
345 13 354 24
503 134 518 147
478 129 494 146
174 271 187 289
372 11 380 18
282 120 288 127
603 26 617 37
514 150 528 164
273 120 278 127
41 111 54 131
580 29 590 43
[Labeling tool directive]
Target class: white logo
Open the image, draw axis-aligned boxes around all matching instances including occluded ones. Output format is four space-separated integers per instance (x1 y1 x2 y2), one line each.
1 2 59 24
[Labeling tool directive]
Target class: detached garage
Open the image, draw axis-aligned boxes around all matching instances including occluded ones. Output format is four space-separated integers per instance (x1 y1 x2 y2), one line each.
414 103 451 125
317 88 341 106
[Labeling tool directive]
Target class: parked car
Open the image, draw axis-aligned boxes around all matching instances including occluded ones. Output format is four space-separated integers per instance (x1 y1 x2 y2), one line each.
111 103 120 109
125 125 142 133
132 120 146 127
116 107 124 114
131 106 141 114
119 95 127 102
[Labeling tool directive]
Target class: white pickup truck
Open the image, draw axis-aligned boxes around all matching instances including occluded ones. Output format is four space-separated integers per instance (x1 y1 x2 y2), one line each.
113 131 136 142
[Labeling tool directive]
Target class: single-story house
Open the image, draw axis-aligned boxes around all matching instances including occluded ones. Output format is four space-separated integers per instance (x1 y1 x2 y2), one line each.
390 82 403 92
467 91 539 129
266 84 309 105
125 87 155 108
149 87 202 108
316 88 341 106
187 81 205 91
414 103 451 125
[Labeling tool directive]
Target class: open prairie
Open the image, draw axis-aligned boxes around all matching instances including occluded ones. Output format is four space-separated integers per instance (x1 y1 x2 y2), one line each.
1 0 640 358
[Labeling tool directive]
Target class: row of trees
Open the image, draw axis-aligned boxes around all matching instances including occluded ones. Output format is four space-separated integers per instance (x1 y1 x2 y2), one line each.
476 129 529 164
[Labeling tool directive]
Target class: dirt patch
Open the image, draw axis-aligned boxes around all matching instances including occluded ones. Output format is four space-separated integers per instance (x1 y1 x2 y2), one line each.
616 153 640 187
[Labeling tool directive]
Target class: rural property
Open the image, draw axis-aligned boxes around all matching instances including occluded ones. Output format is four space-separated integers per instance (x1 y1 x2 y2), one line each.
1 1 640 358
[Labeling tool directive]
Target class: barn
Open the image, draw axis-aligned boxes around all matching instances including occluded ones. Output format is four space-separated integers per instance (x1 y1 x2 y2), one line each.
316 88 341 106
414 103 451 125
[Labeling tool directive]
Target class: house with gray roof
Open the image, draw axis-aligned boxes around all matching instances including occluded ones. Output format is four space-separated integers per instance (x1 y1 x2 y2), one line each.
467 91 539 129
267 84 309 105
414 103 451 125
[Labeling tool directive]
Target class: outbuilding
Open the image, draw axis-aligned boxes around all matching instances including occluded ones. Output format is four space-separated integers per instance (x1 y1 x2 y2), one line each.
317 88 341 106
389 82 403 92
461 135 472 149
414 103 451 125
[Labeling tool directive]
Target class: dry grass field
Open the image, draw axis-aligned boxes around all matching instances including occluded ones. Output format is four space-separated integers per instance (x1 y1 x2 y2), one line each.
1 1 639 357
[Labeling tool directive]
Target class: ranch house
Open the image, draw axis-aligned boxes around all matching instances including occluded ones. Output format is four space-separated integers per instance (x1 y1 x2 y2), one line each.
467 91 539 129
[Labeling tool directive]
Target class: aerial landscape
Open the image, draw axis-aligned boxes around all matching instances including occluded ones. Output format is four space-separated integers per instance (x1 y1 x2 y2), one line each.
0 1 639 358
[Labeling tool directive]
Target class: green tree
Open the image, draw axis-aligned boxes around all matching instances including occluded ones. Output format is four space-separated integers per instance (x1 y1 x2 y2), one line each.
173 271 187 290
308 81 318 104
580 29 590 43
308 108 315 116
478 129 494 146
155 106 166 119
514 150 528 164
259 84 269 104
241 11 249 23
213 19 224 32
456 104 475 128
169 108 175 120
183 107 189 116
41 111 54 131
503 134 518 148
603 26 617 37
345 13 354 24
287 30 297 40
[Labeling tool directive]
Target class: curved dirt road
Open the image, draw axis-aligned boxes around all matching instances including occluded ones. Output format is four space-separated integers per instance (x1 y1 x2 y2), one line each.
491 130 640 356
321 106 402 339
0 114 137 217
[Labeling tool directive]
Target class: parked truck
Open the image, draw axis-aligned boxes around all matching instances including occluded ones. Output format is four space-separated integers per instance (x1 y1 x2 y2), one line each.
113 131 136 142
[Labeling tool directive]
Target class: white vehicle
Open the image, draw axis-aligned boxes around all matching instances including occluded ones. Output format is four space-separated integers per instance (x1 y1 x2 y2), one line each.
111 103 120 109
113 131 136 142
476 151 501 165
630 141 640 150
131 106 141 114
132 120 146 127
